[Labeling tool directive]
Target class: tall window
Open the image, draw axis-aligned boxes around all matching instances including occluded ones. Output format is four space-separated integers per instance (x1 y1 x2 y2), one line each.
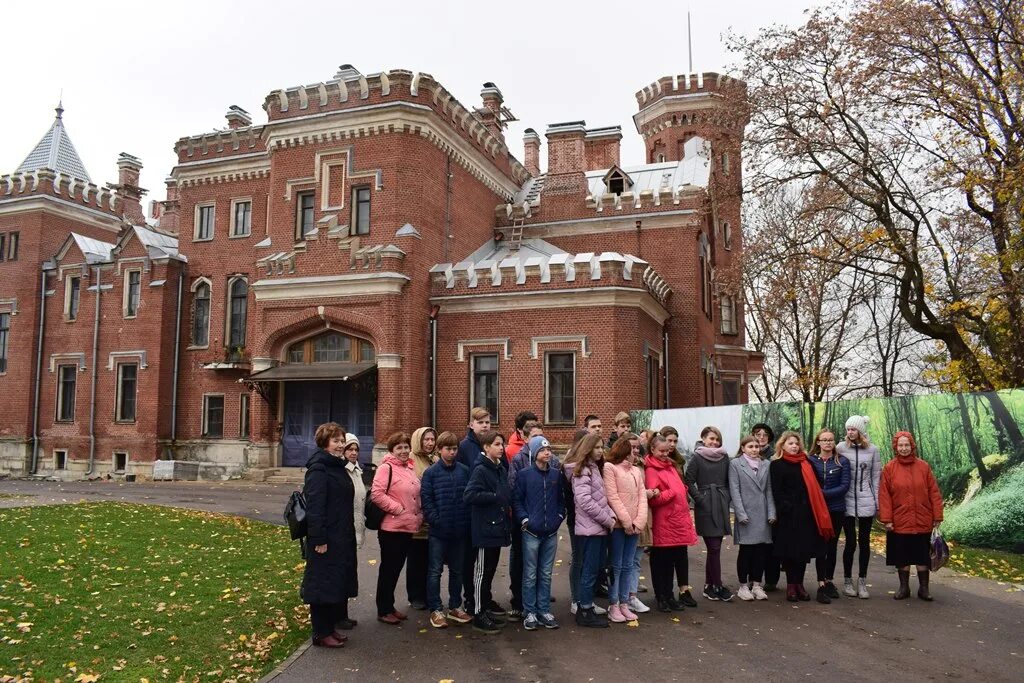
227 279 248 349
203 395 224 438
116 363 138 422
722 379 739 405
721 151 731 175
646 355 659 409
232 200 251 237
471 354 499 423
239 393 250 438
124 270 141 318
196 204 215 241
191 282 210 347
545 352 576 424
352 187 371 236
0 312 8 372
56 365 77 422
8 232 18 261
723 222 733 250
720 295 738 335
0 234 5 262
66 276 81 321
699 238 713 320
296 191 315 238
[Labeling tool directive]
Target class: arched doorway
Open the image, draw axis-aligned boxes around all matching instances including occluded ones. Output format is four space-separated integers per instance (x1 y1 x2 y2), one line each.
274 330 377 466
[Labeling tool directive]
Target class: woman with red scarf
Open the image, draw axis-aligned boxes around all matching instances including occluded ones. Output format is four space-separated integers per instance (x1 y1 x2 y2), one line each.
879 431 943 601
770 431 836 602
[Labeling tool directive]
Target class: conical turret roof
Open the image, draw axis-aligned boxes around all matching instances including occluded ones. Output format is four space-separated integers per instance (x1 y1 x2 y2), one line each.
16 103 91 181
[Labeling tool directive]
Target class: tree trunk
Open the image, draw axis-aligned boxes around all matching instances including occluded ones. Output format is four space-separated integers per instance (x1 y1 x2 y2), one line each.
982 391 1024 467
956 392 990 486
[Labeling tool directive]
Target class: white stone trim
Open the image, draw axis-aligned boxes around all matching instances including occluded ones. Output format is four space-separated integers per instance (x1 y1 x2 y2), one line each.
251 271 410 302
520 210 699 239
107 350 148 370
229 197 253 238
530 335 591 360
433 287 670 325
455 338 511 362
0 297 18 315
49 352 86 373
376 353 402 369
0 195 122 233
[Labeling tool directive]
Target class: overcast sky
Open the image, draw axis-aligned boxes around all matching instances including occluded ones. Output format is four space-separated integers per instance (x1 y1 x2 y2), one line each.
2 0 822 203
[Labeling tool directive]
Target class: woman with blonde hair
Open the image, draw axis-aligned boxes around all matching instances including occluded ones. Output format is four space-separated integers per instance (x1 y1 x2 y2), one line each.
407 427 437 611
565 433 614 628
603 435 648 622
836 416 882 598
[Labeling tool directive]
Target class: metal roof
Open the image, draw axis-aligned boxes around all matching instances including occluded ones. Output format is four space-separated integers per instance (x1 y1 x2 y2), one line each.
585 137 712 198
72 233 115 264
16 104 92 181
132 226 184 262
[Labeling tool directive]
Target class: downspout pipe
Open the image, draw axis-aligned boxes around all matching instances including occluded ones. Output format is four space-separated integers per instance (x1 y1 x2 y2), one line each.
29 267 48 474
429 305 439 429
170 269 184 446
86 265 101 476
662 320 671 409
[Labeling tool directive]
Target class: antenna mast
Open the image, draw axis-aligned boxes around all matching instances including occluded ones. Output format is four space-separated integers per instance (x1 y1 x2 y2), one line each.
687 11 693 73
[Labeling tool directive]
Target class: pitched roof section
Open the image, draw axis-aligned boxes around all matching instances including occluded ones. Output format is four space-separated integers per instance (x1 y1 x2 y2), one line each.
16 103 92 181
71 233 115 264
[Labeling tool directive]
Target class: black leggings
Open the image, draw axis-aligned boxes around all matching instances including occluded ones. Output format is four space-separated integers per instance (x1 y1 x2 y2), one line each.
815 511 846 581
843 516 874 578
650 546 689 601
376 530 413 616
737 543 771 584
784 558 807 585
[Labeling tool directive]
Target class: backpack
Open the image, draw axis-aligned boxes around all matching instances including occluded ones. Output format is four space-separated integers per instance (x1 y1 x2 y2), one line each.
364 464 393 531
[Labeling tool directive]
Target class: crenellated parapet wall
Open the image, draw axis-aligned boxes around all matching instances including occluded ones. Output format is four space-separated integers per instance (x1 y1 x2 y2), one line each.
0 168 121 215
633 72 748 141
174 125 266 162
635 71 745 108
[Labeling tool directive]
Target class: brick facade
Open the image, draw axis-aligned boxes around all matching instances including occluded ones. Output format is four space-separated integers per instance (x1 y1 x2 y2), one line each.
0 66 761 479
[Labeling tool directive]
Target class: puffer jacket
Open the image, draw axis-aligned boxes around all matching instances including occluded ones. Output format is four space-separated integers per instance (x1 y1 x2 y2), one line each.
463 455 512 548
457 429 485 472
879 454 943 534
603 459 648 533
571 463 615 536
420 458 470 540
837 440 882 517
513 464 565 537
370 454 423 533
644 453 699 547
808 453 851 513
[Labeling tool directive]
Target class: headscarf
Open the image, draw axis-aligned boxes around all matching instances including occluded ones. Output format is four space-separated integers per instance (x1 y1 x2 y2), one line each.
891 431 918 461
410 427 437 479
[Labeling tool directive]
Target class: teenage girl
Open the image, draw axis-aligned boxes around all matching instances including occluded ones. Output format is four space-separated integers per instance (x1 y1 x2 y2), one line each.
685 425 733 601
728 436 776 601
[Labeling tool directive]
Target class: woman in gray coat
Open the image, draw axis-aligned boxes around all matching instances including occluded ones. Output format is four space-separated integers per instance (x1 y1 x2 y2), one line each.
729 437 777 600
836 415 882 599
684 426 733 602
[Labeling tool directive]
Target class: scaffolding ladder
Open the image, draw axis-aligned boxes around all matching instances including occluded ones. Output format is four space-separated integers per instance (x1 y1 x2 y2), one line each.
507 216 525 252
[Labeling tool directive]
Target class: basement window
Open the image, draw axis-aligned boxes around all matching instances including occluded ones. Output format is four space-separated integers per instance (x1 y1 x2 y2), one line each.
54 450 68 471
113 452 128 473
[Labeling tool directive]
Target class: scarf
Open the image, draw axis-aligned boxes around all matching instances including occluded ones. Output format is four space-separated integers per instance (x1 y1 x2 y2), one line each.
742 453 760 470
782 451 835 540
695 445 728 462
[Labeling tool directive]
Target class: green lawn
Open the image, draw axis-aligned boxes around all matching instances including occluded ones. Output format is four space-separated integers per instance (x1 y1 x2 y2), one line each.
869 531 1024 585
0 503 308 682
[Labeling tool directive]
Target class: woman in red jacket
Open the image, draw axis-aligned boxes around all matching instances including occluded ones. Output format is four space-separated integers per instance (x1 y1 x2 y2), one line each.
879 431 943 601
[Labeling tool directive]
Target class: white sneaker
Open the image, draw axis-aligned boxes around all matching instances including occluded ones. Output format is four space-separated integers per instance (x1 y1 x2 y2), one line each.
843 578 857 597
592 604 607 615
751 583 768 600
736 584 755 601
628 596 651 613
570 601 578 615
858 578 870 599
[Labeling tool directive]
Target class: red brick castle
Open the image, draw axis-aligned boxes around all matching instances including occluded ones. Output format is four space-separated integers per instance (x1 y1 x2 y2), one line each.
0 66 762 478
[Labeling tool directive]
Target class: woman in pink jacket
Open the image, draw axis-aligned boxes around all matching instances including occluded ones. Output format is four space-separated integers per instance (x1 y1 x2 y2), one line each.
603 436 649 623
371 431 424 624
645 434 699 612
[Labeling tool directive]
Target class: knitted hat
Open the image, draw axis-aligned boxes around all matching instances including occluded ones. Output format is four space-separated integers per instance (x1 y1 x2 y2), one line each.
528 435 551 461
344 434 360 447
845 415 869 435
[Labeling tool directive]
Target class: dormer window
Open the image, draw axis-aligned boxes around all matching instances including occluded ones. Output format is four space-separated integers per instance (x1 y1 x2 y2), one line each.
602 165 633 196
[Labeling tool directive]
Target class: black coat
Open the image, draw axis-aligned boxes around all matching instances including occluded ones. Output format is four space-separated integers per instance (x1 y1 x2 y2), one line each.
464 456 512 548
300 450 358 605
770 458 826 562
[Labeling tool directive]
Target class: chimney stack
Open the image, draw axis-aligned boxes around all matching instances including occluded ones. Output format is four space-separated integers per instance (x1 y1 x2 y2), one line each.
544 121 588 194
479 82 506 142
523 128 541 176
584 126 622 171
225 105 252 129
114 153 147 225
158 177 180 233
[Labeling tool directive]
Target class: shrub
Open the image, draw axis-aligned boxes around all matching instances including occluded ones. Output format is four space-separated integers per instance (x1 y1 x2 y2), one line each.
943 465 1024 552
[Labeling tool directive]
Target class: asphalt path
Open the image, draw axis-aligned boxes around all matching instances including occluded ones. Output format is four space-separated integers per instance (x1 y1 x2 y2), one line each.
2 478 1022 682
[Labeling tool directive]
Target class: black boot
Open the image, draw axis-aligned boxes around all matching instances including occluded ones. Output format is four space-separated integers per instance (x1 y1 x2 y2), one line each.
894 569 911 600
575 606 609 628
656 598 672 613
917 570 933 601
816 585 832 604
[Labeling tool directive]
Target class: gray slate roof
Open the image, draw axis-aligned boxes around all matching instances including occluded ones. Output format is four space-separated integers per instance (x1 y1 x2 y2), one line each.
16 104 92 181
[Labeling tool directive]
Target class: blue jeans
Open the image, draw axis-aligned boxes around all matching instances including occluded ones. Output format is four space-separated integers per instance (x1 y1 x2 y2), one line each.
578 535 608 608
629 544 645 594
427 536 466 613
608 529 640 604
521 531 558 616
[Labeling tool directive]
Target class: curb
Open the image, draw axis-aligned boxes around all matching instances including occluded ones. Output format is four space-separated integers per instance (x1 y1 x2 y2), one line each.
258 640 311 683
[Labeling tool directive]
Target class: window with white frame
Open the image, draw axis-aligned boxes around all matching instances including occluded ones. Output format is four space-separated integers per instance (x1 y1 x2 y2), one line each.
191 281 211 347
195 203 215 241
116 363 138 422
0 312 8 373
545 351 576 424
470 354 499 424
352 187 371 236
646 354 659 409
296 191 315 239
723 221 733 250
123 269 141 318
239 393 250 439
226 278 247 352
231 199 252 237
720 295 738 335
203 394 225 438
722 379 740 405
721 151 731 175
8 232 18 261
56 364 77 422
65 275 81 321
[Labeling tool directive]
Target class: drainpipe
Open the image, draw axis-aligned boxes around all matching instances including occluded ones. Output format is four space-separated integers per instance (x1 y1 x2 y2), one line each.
169 269 184 447
662 321 671 409
443 154 452 263
86 265 101 476
29 267 48 474
429 305 439 429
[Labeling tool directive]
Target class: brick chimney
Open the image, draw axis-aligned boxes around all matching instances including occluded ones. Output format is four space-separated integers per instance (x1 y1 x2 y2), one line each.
479 82 506 142
114 153 147 225
523 128 541 176
225 105 252 129
158 177 180 233
584 126 622 171
544 121 588 194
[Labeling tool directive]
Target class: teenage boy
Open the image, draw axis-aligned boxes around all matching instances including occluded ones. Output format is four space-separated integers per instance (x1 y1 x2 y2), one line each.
420 431 473 628
506 410 539 462
514 435 565 630
463 430 512 634
458 407 491 613
583 415 602 435
506 419 544 618
606 412 632 448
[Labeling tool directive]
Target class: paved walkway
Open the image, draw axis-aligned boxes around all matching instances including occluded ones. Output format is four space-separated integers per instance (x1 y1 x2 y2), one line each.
3 478 1022 681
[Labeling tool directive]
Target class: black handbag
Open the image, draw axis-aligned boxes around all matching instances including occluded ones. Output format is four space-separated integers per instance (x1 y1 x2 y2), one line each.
284 490 308 540
364 464 393 531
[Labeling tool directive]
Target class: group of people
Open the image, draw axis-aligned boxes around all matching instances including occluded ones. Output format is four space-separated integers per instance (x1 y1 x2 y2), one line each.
298 409 945 648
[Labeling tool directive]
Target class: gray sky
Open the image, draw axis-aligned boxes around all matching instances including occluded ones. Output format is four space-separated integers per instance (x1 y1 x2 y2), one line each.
1 0 821 203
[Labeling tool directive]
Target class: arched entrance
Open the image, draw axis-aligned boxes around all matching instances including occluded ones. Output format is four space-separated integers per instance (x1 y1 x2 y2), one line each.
254 330 377 466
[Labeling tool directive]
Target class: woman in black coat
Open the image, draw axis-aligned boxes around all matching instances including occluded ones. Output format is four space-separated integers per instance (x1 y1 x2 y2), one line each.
300 422 358 648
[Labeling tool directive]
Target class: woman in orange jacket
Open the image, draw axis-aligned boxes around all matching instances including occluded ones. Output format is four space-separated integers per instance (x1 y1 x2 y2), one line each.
878 431 943 601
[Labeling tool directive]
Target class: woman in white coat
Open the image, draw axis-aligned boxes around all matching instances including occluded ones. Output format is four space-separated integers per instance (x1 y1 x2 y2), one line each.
835 415 881 599
339 435 366 629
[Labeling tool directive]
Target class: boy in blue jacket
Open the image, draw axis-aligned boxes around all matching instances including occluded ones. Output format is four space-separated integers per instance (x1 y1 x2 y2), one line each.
421 431 473 628
513 435 566 631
